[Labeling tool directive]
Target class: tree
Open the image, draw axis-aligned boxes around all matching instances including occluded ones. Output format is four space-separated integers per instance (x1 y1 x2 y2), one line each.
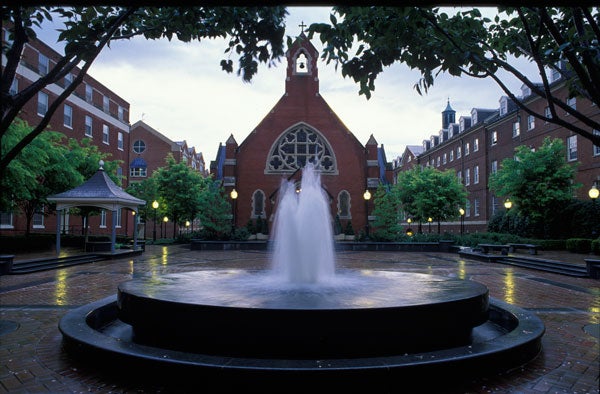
310 7 600 146
396 166 467 233
488 137 579 238
197 178 232 240
126 177 159 238
1 6 288 174
371 184 402 241
154 155 204 238
1 119 81 235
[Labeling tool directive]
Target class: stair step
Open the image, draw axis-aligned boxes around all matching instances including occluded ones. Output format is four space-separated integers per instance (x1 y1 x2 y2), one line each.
10 255 105 274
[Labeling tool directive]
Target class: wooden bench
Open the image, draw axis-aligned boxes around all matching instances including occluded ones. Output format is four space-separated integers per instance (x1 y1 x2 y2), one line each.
476 244 509 255
507 243 540 255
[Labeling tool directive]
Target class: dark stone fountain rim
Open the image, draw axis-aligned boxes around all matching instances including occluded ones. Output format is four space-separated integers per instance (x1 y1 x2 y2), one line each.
59 294 544 372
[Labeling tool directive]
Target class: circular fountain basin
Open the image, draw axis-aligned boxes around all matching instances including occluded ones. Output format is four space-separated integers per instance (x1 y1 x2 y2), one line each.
59 270 544 389
117 270 489 358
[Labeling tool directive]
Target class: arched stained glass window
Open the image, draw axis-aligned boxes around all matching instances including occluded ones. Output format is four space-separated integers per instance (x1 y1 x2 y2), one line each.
266 124 337 174
252 190 266 218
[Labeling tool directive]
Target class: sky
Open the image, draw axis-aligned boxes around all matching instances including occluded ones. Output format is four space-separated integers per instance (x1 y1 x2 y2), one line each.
36 6 537 164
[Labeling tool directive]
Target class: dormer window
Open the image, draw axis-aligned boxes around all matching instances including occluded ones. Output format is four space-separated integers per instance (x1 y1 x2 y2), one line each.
295 53 309 74
499 97 508 116
471 110 478 125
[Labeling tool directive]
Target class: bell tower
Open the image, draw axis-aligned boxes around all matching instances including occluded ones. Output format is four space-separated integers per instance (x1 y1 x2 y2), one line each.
285 26 319 97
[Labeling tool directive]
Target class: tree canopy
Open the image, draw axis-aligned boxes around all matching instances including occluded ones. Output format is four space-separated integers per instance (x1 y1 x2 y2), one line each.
310 7 600 145
488 137 580 237
1 6 288 174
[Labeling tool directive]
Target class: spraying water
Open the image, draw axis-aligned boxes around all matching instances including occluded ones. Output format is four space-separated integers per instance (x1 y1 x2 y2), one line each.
271 164 336 284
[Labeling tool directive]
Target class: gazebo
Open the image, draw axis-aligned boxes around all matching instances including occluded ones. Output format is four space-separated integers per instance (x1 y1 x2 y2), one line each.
47 161 146 255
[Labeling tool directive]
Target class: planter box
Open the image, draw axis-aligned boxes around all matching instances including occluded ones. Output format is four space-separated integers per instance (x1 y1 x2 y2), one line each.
191 240 269 251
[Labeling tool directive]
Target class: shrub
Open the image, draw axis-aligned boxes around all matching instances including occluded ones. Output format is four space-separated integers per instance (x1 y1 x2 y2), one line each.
566 238 592 253
344 221 355 235
231 227 251 241
591 238 600 255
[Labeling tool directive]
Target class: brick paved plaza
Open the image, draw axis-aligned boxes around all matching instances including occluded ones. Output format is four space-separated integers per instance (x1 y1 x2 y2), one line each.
0 244 598 393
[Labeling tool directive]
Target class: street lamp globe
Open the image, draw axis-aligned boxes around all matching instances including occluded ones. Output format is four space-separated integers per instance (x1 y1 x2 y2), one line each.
163 216 169 223
363 190 371 201
459 208 465 216
230 189 238 200
589 185 599 200
504 199 512 210
152 200 159 210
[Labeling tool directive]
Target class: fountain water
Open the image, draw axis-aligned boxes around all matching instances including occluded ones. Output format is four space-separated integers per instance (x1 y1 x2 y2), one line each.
59 165 544 390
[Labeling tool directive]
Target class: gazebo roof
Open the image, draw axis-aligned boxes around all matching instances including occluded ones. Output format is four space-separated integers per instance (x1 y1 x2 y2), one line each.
48 164 146 211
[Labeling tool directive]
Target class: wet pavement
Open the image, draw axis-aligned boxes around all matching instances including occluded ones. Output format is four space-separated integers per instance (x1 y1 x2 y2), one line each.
0 244 598 393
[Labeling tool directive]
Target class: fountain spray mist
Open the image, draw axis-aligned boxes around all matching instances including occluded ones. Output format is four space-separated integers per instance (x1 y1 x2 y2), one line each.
271 164 336 284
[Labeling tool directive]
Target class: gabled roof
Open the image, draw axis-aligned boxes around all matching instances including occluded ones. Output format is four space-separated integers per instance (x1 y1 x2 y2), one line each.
48 165 145 211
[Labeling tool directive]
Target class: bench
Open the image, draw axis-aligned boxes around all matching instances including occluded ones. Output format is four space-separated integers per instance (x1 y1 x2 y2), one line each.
585 259 600 279
507 243 540 255
476 244 509 255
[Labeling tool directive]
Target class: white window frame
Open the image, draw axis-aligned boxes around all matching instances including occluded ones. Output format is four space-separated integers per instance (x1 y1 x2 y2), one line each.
465 142 470 156
117 132 124 150
103 96 110 113
449 150 454 162
130 167 147 177
512 120 520 137
118 105 124 121
85 115 93 137
457 146 462 158
594 130 600 156
442 153 447 165
32 205 45 228
9 78 18 95
474 165 479 184
544 106 552 120
116 209 122 228
38 53 49 75
63 104 73 128
474 198 480 217
473 138 479 152
37 91 48 116
100 210 107 228
465 168 471 186
566 97 576 111
102 124 109 145
567 135 577 161
491 160 498 175
85 84 93 103
0 212 14 229
527 115 535 130
491 130 498 146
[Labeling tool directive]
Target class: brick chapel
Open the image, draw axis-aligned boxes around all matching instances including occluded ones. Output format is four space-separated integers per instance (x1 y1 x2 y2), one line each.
212 32 392 235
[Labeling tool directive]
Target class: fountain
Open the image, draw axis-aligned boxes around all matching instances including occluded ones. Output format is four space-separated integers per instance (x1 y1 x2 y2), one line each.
59 165 544 390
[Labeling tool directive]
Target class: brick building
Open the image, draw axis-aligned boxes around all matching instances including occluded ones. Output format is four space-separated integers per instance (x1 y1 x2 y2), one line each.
394 80 600 233
212 33 392 235
1 28 206 239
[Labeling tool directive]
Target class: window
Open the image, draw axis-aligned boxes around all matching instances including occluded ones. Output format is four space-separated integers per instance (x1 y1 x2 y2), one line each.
1 212 14 229
33 205 44 228
102 124 109 144
9 78 18 95
512 120 520 137
594 130 600 156
525 115 534 131
118 132 124 150
65 73 74 87
63 104 72 128
465 142 470 156
118 105 124 121
85 84 93 103
442 153 447 165
252 190 266 218
567 97 576 110
491 196 499 215
567 135 577 161
491 130 498 145
544 106 552 120
465 168 471 185
133 140 146 154
37 91 48 116
103 96 110 113
38 53 49 75
130 167 147 177
266 123 336 173
473 138 479 152
457 146 462 158
449 150 454 162
338 190 351 218
474 165 479 184
474 198 480 216
491 160 498 175
499 97 508 116
457 170 462 183
85 115 93 137
100 210 107 228
436 156 440 167
465 200 471 217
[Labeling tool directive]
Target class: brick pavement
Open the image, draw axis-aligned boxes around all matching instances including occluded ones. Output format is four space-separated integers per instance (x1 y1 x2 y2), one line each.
0 244 598 393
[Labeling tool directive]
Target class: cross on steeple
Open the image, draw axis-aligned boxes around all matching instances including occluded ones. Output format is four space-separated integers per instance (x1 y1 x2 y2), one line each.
299 21 307 34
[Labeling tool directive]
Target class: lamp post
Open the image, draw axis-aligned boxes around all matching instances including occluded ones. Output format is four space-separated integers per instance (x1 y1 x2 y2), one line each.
459 208 465 235
230 188 238 234
185 220 191 234
427 217 432 233
406 217 413 237
589 185 599 203
363 189 371 240
162 216 168 239
504 198 512 233
152 200 159 242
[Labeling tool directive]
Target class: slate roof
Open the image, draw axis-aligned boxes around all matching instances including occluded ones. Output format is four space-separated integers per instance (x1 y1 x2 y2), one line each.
48 168 145 210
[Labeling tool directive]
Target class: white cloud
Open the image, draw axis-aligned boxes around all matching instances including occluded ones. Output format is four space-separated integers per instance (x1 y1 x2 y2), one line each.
36 6 540 163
